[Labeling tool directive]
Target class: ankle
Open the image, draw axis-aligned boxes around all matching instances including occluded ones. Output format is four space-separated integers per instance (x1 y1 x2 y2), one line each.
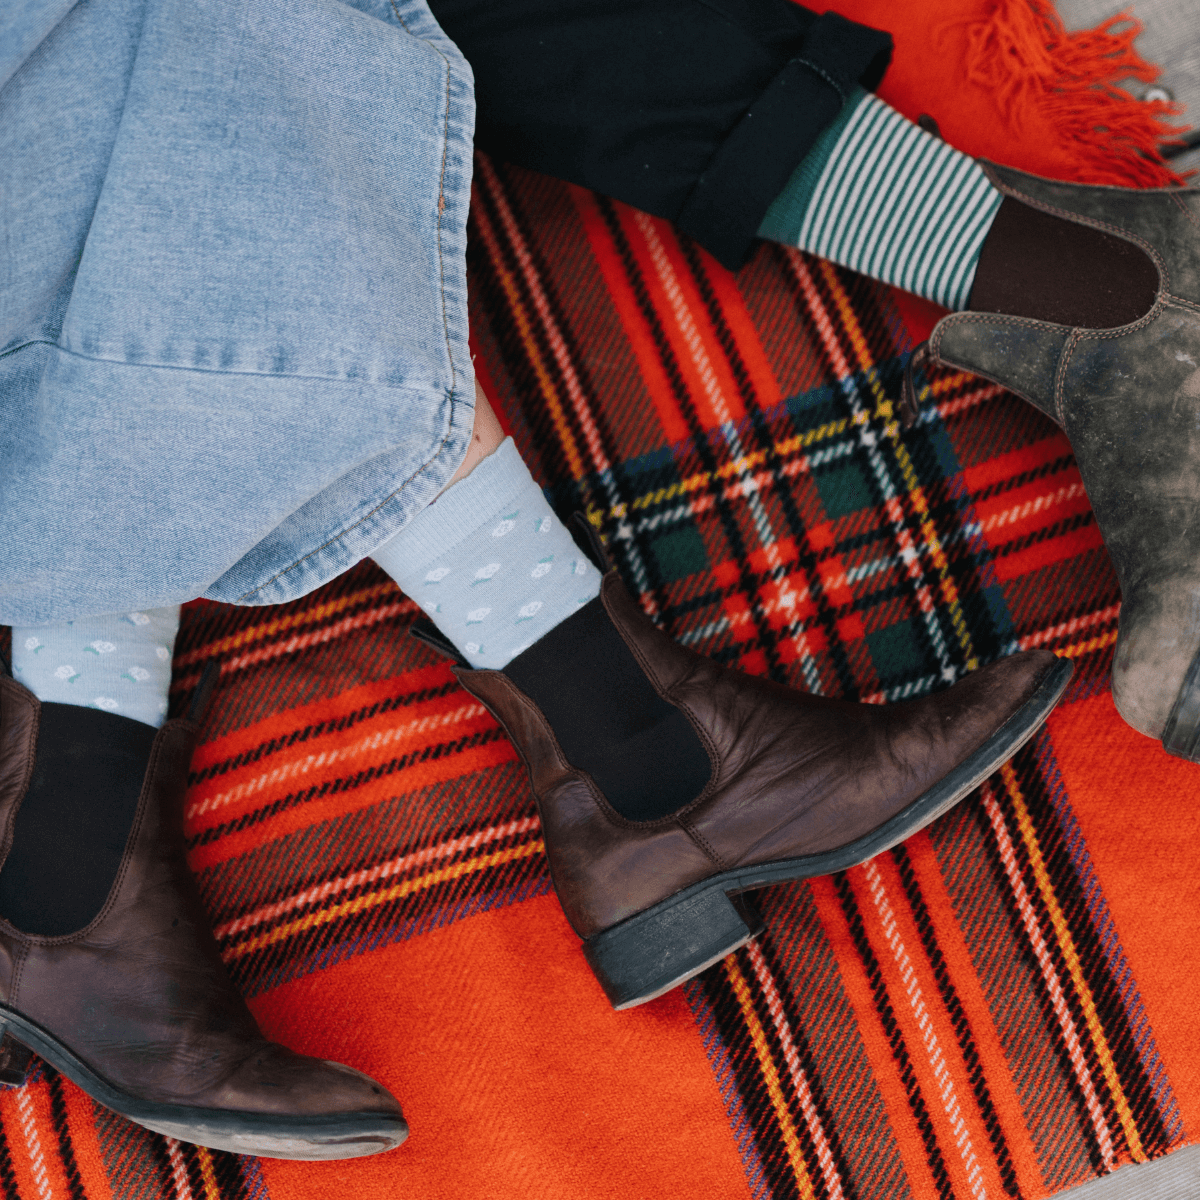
501 588 711 823
11 607 179 729
968 196 1159 328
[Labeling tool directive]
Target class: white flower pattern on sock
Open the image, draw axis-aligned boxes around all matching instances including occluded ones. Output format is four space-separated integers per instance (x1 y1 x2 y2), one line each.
370 438 602 669
12 607 180 729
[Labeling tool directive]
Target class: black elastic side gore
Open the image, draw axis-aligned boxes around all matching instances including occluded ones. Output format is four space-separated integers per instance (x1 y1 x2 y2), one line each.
502 598 712 822
0 704 156 937
969 196 1160 329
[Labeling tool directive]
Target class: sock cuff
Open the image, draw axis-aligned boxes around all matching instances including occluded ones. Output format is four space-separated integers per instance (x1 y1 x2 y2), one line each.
11 606 180 729
759 90 1002 311
758 87 868 245
372 438 536 573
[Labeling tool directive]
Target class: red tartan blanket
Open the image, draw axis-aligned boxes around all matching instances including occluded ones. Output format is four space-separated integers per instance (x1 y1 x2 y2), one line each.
2 2 1197 1197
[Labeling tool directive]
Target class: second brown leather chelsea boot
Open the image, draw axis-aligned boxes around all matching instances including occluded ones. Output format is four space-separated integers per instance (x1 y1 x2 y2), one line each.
0 674 408 1159
415 529 1072 1010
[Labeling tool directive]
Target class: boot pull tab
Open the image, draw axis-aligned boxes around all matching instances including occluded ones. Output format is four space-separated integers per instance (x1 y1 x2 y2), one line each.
898 341 931 429
187 660 221 724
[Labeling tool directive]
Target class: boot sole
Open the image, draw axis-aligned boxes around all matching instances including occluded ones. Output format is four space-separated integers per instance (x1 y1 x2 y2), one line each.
0 1006 408 1160
1162 645 1200 760
584 655 1074 1010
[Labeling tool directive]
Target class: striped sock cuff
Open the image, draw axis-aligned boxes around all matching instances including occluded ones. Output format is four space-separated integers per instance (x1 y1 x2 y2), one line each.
759 92 1002 311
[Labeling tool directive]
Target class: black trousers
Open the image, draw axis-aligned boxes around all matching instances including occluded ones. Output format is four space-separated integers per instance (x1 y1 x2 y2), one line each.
425 0 892 268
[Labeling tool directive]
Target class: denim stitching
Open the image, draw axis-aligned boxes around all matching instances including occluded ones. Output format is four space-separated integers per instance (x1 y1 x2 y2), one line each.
387 0 460 397
238 0 472 603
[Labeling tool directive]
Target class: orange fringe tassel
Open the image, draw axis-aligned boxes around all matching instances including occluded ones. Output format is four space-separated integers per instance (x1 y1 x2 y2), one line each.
944 0 1189 186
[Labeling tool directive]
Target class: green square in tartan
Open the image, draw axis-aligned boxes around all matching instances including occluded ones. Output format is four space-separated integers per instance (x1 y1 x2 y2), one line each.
866 618 928 685
646 521 709 583
812 455 876 519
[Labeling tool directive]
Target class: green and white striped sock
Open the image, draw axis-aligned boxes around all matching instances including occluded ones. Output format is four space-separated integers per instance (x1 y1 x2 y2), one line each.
759 90 1002 310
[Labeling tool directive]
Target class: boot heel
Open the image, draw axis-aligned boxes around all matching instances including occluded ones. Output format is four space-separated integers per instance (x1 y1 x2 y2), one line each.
0 1030 33 1087
583 886 763 1010
1162 649 1200 760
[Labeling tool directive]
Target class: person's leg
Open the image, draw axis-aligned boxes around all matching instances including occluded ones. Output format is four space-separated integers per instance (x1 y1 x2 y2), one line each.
426 0 891 269
0 0 466 1155
373 383 603 670
427 0 1156 320
372 380 1071 1007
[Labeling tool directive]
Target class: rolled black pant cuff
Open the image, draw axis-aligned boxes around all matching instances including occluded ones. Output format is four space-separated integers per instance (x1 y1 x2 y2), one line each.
678 12 892 268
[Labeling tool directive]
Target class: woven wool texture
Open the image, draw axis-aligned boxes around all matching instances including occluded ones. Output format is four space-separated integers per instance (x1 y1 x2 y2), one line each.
2 1 1199 1197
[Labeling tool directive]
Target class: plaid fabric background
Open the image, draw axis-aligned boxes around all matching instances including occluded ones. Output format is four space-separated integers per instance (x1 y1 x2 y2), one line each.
0 157 1191 1200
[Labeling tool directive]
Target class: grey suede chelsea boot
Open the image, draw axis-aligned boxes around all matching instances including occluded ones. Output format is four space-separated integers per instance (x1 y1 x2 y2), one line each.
911 161 1200 761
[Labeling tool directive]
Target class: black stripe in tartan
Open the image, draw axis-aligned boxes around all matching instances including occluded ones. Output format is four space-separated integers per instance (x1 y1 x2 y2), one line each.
216 1151 259 1200
467 169 593 496
0 1094 21 1198
833 872 956 1200
683 237 868 692
987 782 1119 1143
1005 749 1175 1156
178 1141 208 1198
590 193 801 658
147 1132 179 1198
481 164 620 476
695 957 812 1199
891 845 1025 1200
748 933 862 1200
44 1066 88 1200
940 791 1109 1179
188 678 461 788
184 725 508 851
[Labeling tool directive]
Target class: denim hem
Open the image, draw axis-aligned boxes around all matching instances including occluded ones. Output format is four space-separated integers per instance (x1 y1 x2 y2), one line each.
213 0 478 609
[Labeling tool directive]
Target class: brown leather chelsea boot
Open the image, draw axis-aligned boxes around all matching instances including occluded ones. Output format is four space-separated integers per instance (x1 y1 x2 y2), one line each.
904 162 1200 760
416 557 1071 1010
0 675 407 1159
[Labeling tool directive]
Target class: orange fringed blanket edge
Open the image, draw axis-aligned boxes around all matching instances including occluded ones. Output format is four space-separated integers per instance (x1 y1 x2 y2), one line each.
823 0 1189 187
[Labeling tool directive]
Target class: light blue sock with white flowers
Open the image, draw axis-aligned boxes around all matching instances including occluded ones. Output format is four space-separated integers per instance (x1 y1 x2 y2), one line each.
11 607 180 729
373 438 602 669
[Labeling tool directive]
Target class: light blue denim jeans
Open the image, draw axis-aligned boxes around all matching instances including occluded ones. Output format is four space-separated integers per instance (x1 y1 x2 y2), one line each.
0 0 476 625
